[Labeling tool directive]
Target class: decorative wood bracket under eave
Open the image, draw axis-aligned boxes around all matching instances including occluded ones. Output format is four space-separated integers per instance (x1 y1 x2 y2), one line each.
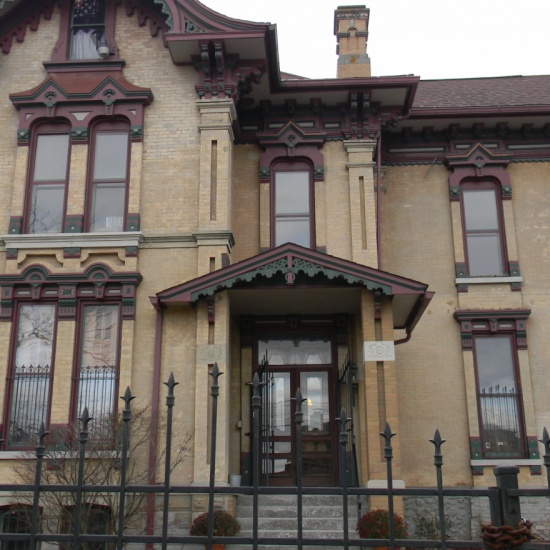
152 243 434 332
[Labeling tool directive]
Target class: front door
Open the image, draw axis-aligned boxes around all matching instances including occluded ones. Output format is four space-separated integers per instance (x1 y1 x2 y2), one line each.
257 332 338 486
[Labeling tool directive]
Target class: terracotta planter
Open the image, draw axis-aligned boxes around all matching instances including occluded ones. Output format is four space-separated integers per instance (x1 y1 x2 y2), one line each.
205 544 224 550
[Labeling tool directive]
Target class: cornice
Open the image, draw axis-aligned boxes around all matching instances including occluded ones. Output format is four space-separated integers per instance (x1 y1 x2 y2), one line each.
1 232 144 250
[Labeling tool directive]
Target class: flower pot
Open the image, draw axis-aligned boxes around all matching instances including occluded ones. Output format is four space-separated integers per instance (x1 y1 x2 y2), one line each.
229 474 241 487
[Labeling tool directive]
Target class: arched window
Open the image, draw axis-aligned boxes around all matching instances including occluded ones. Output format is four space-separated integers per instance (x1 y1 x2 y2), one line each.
0 505 33 550
26 124 70 234
460 180 507 276
86 121 130 232
271 161 314 248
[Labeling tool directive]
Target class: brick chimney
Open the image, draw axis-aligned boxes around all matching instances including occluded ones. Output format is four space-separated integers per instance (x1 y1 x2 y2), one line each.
334 5 371 78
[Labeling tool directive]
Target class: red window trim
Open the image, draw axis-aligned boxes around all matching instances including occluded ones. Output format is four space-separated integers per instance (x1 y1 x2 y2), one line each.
51 0 119 62
24 123 71 235
270 159 315 250
1 302 59 450
69 301 122 422
454 309 531 460
460 179 509 277
471 332 527 459
85 119 131 233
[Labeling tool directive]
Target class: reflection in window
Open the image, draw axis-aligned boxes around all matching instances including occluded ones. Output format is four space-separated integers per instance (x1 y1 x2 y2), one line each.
89 129 129 232
61 505 111 550
70 0 106 60
258 334 332 365
8 304 56 447
76 305 119 423
273 168 312 248
301 372 329 434
462 186 505 276
29 132 70 234
474 335 524 457
0 506 32 550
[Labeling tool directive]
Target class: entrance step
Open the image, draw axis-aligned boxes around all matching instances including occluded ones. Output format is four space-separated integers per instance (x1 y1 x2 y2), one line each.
228 494 362 549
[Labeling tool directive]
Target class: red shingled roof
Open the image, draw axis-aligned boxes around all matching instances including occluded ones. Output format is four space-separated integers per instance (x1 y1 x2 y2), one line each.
413 75 550 110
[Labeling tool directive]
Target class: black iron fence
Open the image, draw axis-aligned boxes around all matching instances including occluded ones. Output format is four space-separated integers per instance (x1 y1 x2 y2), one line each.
1 363 550 549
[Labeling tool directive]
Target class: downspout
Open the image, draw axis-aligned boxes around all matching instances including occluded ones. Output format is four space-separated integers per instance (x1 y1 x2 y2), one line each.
394 330 411 346
147 297 164 548
376 131 382 270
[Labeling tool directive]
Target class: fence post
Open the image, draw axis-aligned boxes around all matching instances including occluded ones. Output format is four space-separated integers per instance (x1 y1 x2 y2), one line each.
492 466 521 527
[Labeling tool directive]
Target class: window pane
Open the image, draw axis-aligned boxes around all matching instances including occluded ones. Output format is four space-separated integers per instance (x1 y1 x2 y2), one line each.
70 0 105 60
268 373 291 436
29 184 65 234
1 507 32 550
301 372 329 434
9 305 55 446
475 337 515 390
463 189 499 231
77 305 119 422
275 218 310 247
33 134 69 181
475 336 522 457
275 171 310 214
90 183 125 232
258 335 332 365
467 234 503 276
93 133 128 180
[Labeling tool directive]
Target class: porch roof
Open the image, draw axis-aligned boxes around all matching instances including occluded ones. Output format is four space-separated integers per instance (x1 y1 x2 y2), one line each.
152 243 434 333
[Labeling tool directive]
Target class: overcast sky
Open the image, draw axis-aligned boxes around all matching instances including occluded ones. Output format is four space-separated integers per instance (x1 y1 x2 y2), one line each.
201 0 549 81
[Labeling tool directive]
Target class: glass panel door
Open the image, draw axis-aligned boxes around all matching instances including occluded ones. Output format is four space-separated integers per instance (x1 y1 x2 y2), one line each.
258 332 337 486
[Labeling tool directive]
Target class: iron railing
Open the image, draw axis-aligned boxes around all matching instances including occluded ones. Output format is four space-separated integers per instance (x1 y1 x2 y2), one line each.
0 364 550 549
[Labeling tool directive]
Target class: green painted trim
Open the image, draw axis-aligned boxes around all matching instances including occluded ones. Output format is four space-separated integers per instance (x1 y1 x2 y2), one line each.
8 216 22 235
17 129 29 144
190 256 392 301
63 247 81 258
71 128 88 141
64 215 83 233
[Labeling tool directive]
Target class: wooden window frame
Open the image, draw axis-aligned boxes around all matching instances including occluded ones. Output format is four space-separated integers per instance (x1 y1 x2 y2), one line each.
270 160 315 249
52 0 118 62
85 120 131 233
460 179 508 277
24 124 71 235
0 505 34 550
472 332 526 459
70 302 121 423
455 309 531 461
1 303 58 450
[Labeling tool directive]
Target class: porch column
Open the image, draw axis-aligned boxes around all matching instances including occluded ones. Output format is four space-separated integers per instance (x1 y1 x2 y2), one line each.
195 99 236 278
192 292 231 486
344 140 378 268
358 289 404 511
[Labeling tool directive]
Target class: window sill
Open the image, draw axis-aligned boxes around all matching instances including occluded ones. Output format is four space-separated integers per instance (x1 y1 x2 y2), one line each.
471 459 540 466
1 231 143 250
43 59 125 74
0 450 121 459
456 276 523 284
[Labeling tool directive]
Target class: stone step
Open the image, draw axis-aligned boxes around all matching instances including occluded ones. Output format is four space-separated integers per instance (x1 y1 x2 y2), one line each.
236 494 358 508
236 505 359 519
238 517 357 531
